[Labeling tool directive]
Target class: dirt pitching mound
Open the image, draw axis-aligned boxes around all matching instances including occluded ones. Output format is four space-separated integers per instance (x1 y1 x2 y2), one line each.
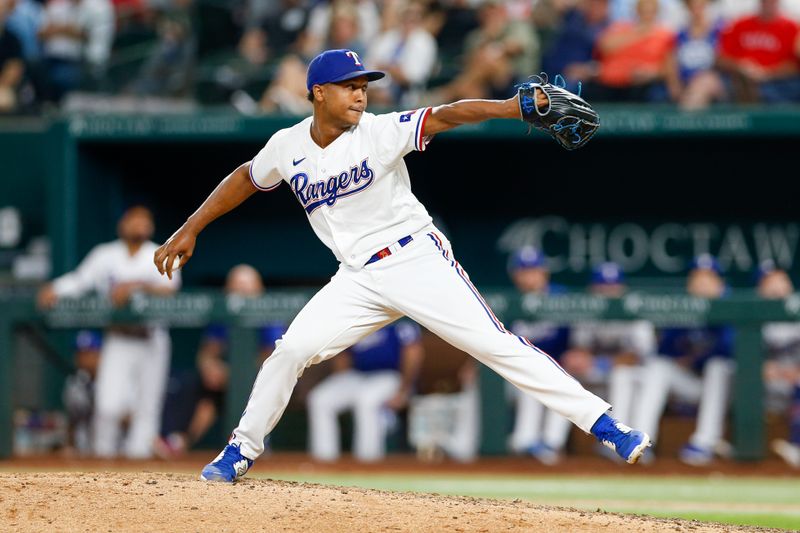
0 472 781 532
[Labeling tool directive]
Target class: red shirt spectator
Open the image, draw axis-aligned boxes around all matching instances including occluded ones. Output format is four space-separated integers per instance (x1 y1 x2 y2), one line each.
596 21 675 87
719 14 800 72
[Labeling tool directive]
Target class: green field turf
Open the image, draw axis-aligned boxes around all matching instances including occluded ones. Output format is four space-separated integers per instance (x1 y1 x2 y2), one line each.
255 472 800 530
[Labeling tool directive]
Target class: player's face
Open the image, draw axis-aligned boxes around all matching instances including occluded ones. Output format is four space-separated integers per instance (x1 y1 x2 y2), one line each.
75 349 100 377
687 270 724 299
512 268 549 294
758 271 794 299
323 76 369 127
591 283 625 298
118 206 154 244
225 265 264 296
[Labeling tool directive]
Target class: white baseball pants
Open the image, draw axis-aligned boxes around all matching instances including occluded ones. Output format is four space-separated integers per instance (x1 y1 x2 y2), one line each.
93 330 170 458
509 364 640 453
509 391 572 452
632 356 734 448
307 369 401 461
232 227 610 459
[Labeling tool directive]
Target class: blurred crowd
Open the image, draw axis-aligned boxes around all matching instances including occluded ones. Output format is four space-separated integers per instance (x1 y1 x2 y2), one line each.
2 0 800 114
22 207 800 469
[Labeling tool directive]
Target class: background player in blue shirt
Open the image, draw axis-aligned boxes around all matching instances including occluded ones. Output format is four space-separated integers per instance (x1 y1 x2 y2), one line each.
307 321 424 462
62 330 102 455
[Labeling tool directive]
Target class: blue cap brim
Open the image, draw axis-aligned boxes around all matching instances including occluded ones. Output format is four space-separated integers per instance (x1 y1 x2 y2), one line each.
327 70 385 85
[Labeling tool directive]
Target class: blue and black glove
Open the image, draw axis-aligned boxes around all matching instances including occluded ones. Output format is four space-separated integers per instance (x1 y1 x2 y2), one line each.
517 73 600 151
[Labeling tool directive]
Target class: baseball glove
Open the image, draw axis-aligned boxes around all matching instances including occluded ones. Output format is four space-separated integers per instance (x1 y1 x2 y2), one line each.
517 73 600 151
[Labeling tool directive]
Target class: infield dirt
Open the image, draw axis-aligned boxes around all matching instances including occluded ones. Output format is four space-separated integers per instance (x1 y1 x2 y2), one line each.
0 472 786 533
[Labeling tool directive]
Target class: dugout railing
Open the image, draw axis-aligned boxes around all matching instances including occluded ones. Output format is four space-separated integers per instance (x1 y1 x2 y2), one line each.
2 291 797 460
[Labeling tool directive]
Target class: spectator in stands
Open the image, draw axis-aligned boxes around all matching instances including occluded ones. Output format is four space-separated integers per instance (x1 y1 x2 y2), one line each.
632 254 735 465
540 0 611 93
504 247 571 465
711 0 758 22
237 0 310 67
37 0 113 102
756 260 800 468
610 0 687 29
562 262 656 461
587 0 674 102
156 264 284 458
0 0 24 113
715 0 800 104
426 0 479 62
367 0 437 107
302 0 379 58
129 4 195 97
7 0 43 62
426 0 539 102
37 206 180 458
713 0 800 22
326 2 366 56
250 53 312 115
307 321 425 462
665 0 725 109
62 329 102 455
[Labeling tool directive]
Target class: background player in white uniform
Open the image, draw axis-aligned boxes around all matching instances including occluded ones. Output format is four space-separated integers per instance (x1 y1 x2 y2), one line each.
632 255 734 465
756 261 800 467
308 321 424 462
562 262 656 462
153 48 650 482
39 206 180 458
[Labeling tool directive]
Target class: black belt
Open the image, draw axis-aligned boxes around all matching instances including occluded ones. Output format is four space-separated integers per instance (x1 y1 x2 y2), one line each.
365 235 413 265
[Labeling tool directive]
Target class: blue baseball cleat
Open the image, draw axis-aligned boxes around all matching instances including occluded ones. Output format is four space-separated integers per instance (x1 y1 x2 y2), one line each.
200 443 254 482
678 443 714 466
591 414 651 465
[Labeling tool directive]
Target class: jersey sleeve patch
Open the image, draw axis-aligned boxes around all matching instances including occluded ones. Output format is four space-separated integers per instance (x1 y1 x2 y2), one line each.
399 110 418 123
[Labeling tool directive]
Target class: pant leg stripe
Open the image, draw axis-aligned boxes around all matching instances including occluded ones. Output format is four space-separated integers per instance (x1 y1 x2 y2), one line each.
517 335 570 376
427 233 449 261
454 261 508 333
452 265 507 334
428 233 571 377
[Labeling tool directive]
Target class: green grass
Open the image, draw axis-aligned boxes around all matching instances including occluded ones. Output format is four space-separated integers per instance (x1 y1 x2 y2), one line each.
253 472 800 530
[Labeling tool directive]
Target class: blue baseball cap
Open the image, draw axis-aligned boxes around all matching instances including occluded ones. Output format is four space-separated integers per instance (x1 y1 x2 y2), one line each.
508 246 547 271
74 330 102 351
691 254 722 275
755 259 779 283
306 49 385 92
591 262 624 285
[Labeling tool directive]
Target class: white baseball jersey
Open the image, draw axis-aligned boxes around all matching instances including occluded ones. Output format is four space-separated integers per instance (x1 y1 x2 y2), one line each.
53 239 181 298
249 109 434 268
763 322 800 362
570 320 656 360
52 239 179 458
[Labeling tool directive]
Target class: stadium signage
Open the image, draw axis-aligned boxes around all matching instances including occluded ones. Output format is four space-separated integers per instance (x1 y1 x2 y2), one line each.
499 217 798 277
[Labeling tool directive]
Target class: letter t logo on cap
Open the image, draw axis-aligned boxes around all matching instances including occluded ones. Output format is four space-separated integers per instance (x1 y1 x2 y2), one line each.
345 50 362 66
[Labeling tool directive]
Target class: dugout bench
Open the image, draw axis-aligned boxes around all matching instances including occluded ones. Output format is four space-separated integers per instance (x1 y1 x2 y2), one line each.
2 290 797 461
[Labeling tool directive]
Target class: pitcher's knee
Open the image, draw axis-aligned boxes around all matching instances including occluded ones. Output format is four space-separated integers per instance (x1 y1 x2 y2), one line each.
270 339 319 375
